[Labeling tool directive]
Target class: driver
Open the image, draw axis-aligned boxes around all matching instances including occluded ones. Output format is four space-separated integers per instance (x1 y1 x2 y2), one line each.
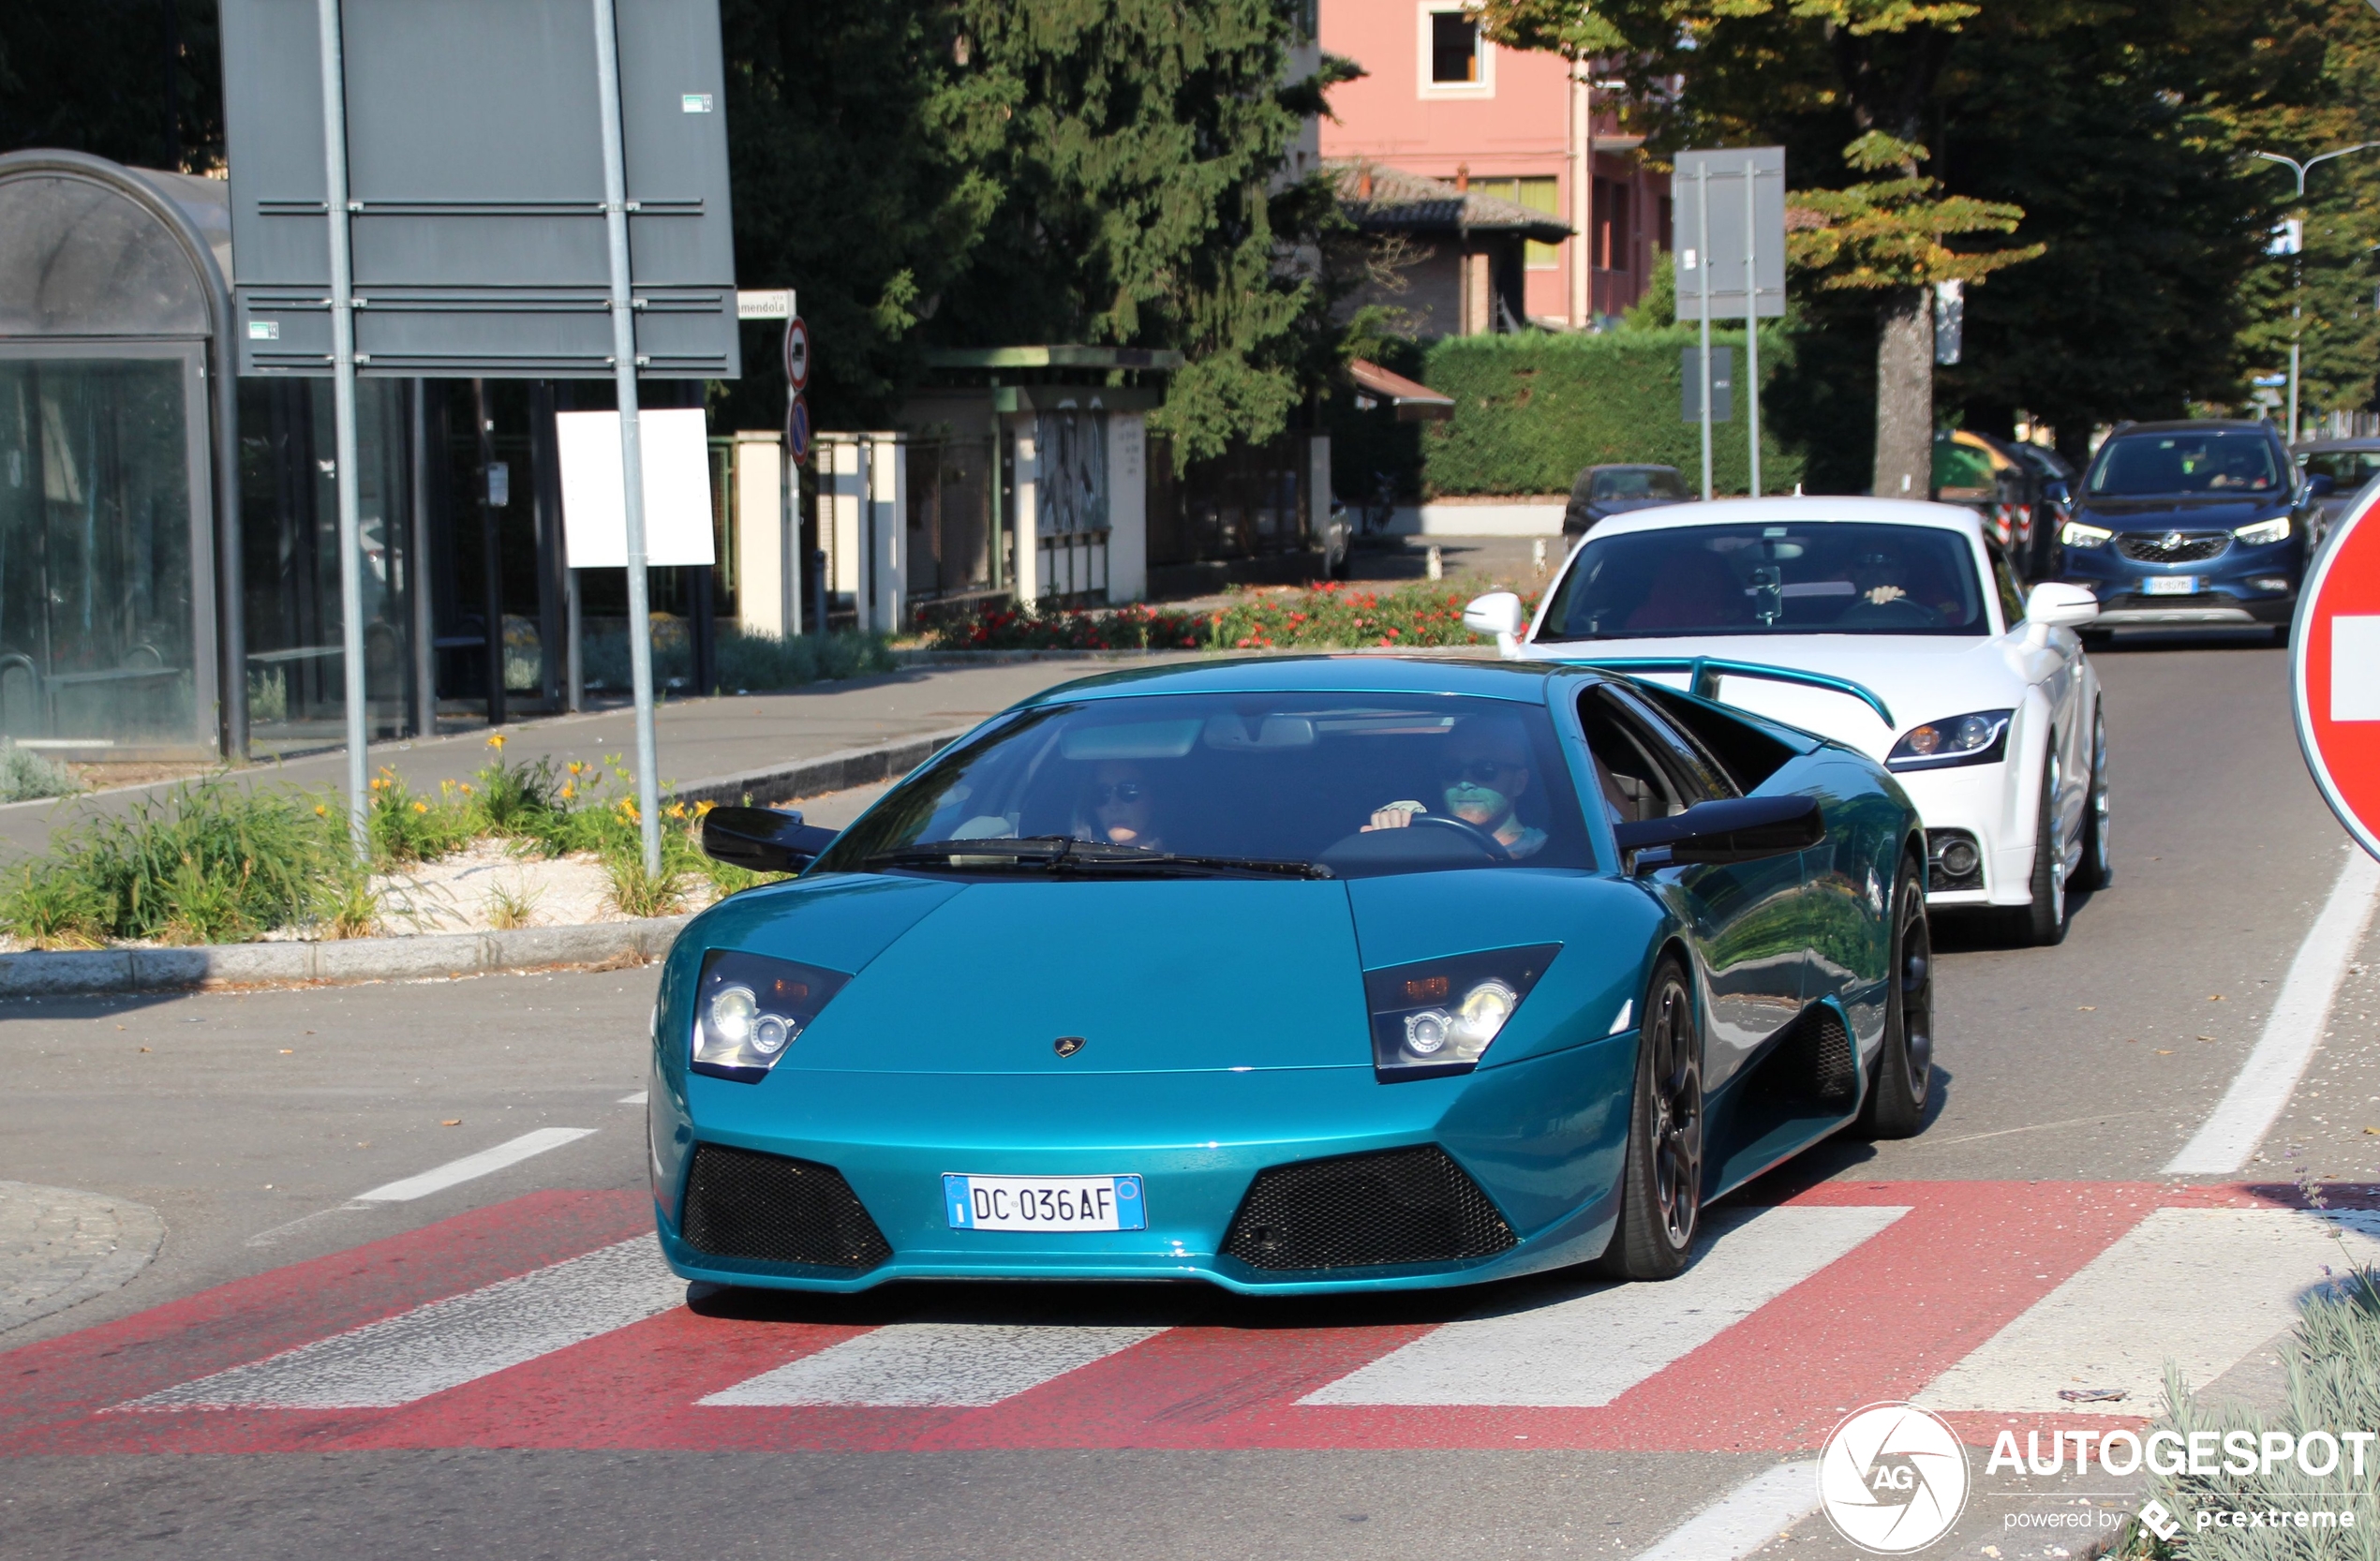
1076 761 1166 852
1362 714 1547 858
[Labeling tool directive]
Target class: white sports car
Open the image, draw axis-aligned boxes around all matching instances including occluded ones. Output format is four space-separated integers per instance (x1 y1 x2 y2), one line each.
1466 496 2108 944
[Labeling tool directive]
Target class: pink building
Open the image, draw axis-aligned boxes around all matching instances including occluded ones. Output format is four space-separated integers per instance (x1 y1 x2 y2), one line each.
1318 0 1669 328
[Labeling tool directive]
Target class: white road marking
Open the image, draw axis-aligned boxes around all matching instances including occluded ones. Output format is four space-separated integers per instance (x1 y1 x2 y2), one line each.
1633 1461 1821 1561
1298 1204 1909 1407
352 1127 596 1203
1917 1208 2380 1413
617 1091 647 1106
124 1237 682 1410
2167 847 2380 1174
700 1322 1167 1408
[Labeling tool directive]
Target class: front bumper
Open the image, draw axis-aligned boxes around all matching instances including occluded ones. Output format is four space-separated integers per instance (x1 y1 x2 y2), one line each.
651 1036 1638 1295
1894 760 2036 908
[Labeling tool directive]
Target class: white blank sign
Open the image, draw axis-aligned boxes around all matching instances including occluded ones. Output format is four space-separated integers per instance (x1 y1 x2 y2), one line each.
2336 615 2380 721
556 409 715 568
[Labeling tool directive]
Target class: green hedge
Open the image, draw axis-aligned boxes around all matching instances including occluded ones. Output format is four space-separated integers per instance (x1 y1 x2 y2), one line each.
1331 327 1806 502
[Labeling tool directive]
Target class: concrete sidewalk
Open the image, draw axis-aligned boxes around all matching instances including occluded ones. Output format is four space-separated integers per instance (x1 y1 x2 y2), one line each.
0 657 1193 860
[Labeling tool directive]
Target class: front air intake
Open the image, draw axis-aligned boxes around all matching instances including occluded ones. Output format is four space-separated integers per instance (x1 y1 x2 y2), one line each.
679 1143 893 1270
1221 1144 1517 1271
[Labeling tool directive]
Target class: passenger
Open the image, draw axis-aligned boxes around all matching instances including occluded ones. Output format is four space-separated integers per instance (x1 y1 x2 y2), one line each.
1077 761 1167 852
1362 714 1548 858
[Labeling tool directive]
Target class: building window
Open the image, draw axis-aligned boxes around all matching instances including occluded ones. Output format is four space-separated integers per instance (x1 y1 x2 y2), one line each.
1476 176 1562 269
1419 6 1493 95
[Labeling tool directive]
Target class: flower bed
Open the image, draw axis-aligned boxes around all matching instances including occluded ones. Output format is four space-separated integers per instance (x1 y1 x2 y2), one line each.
926 581 1541 653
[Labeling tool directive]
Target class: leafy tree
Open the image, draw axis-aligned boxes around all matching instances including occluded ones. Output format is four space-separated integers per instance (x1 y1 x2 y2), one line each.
0 0 222 173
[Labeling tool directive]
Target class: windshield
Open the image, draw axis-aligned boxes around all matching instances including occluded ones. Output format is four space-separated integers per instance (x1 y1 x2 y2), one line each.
2301 449 2380 485
1592 468 1688 501
1537 521 1989 640
814 691 1593 880
2088 430 2281 496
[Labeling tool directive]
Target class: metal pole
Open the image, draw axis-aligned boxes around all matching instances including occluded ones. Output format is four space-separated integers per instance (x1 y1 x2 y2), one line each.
408 379 435 737
1696 162 1714 502
315 0 369 851
2291 164 2305 445
1743 156 1762 498
591 0 662 875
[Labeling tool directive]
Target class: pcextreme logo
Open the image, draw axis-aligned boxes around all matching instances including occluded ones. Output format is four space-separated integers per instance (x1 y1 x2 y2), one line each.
1817 1402 1973 1554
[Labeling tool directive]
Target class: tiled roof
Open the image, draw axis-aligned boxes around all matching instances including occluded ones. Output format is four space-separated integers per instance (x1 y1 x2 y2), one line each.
1329 161 1573 241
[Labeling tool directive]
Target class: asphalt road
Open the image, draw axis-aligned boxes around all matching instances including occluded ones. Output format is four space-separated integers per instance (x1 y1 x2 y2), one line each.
2 635 2374 1561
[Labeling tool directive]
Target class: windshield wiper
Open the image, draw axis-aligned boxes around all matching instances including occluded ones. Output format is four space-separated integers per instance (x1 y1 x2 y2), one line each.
867 837 1331 880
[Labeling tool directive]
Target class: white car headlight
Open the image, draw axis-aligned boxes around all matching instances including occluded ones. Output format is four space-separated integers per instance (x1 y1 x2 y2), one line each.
1888 709 2014 772
1368 946 1557 1081
691 949 852 1081
2060 520 2113 549
2232 515 2291 546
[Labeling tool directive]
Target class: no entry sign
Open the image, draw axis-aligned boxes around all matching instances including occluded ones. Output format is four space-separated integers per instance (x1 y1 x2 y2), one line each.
2296 487 2380 859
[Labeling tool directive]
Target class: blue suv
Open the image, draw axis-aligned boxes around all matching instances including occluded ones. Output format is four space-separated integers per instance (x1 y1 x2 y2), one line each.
2055 419 2314 643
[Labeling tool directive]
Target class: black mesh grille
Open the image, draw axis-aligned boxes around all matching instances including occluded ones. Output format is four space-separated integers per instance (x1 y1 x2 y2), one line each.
1221 1145 1516 1271
2116 531 2227 564
1806 1006 1858 1105
679 1143 893 1270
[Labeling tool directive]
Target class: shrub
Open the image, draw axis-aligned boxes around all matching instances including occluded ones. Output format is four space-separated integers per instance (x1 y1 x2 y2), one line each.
926 581 1539 654
930 601 1212 652
0 745 80 804
581 624 896 693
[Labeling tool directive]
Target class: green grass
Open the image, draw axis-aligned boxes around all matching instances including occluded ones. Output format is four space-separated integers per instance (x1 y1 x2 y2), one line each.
1 737 791 947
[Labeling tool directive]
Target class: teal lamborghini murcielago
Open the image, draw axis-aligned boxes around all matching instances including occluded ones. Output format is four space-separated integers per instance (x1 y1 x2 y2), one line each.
649 655 1932 1295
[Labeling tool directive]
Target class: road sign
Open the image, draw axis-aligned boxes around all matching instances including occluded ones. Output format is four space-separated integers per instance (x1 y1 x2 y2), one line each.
1671 147 1787 321
1680 346 1734 424
782 315 811 394
2295 485 2380 859
736 289 792 320
785 394 811 464
220 0 740 379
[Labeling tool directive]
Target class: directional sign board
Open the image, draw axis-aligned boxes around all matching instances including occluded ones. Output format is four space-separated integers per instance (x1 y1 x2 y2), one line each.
2296 486 2380 859
221 0 739 379
1672 147 1788 321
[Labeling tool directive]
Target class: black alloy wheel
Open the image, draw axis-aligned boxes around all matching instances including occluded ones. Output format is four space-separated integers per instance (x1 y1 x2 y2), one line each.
1598 958 1703 1280
2007 749 2069 947
1856 858 1934 1138
2070 705 2112 892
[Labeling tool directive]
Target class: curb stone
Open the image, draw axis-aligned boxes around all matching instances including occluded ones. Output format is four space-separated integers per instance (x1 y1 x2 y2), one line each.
668 727 977 810
0 915 692 999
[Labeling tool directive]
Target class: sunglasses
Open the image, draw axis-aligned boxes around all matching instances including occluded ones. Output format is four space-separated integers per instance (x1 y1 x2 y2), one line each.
1094 780 1147 804
1439 759 1523 784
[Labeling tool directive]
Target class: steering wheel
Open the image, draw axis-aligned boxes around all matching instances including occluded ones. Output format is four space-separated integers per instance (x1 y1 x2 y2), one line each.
1408 812 1511 860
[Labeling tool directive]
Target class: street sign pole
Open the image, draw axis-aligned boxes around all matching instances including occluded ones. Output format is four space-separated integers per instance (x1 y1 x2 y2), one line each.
315 0 369 852
591 0 662 877
1696 162 1714 502
1742 156 1762 498
2295 483 2380 862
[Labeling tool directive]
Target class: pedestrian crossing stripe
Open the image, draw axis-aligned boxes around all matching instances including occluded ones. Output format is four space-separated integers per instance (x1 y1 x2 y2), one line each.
5 1181 2375 1457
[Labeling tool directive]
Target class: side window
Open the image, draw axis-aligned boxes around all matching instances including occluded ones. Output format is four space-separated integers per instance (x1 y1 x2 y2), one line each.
1604 687 1735 805
1630 682 1793 793
1578 691 1684 825
1988 543 2027 630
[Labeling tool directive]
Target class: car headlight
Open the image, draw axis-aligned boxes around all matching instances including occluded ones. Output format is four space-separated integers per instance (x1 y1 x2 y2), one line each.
2060 520 2113 549
691 948 852 1081
2233 515 2291 546
1364 944 1559 1081
1887 709 2013 772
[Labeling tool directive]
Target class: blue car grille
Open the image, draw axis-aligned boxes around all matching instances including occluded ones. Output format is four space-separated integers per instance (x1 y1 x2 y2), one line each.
1222 1145 1516 1271
2115 531 2227 564
679 1143 893 1270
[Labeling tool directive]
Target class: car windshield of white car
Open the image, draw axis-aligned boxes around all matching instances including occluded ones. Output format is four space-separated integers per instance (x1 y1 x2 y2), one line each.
813 692 1594 881
1536 521 1989 640
2088 429 2280 496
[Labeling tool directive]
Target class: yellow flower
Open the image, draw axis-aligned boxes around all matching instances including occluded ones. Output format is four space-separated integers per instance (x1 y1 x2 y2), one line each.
314 803 328 816
459 782 474 794
569 761 586 776
487 733 507 751
666 802 687 820
559 783 574 800
413 801 429 814
694 800 716 816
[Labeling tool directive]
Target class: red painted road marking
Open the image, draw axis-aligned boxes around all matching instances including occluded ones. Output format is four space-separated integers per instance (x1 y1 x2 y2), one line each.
1 1181 2356 1457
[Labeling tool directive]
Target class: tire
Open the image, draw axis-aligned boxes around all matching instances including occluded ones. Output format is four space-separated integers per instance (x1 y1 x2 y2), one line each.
1855 859 1934 1138
2003 749 2069 947
2069 704 2112 893
1597 957 1703 1281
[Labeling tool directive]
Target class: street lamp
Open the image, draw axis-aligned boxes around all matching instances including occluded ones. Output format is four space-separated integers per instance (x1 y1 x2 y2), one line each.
2253 143 2379 443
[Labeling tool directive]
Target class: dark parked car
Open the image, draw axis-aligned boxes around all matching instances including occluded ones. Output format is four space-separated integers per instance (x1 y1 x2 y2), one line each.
2055 419 2314 643
1562 464 1688 543
2292 439 2380 548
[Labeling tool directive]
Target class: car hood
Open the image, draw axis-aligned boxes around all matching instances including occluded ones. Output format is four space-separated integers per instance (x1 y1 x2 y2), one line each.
1524 632 2030 760
2074 494 2284 529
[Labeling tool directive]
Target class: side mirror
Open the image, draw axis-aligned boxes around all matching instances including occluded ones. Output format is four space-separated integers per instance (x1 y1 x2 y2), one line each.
2023 580 2100 637
1464 591 1526 657
1611 794 1823 873
700 805 840 874
2305 472 2337 498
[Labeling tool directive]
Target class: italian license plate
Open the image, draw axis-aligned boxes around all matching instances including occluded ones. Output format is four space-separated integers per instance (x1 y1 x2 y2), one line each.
2142 575 2197 595
943 1173 1147 1232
